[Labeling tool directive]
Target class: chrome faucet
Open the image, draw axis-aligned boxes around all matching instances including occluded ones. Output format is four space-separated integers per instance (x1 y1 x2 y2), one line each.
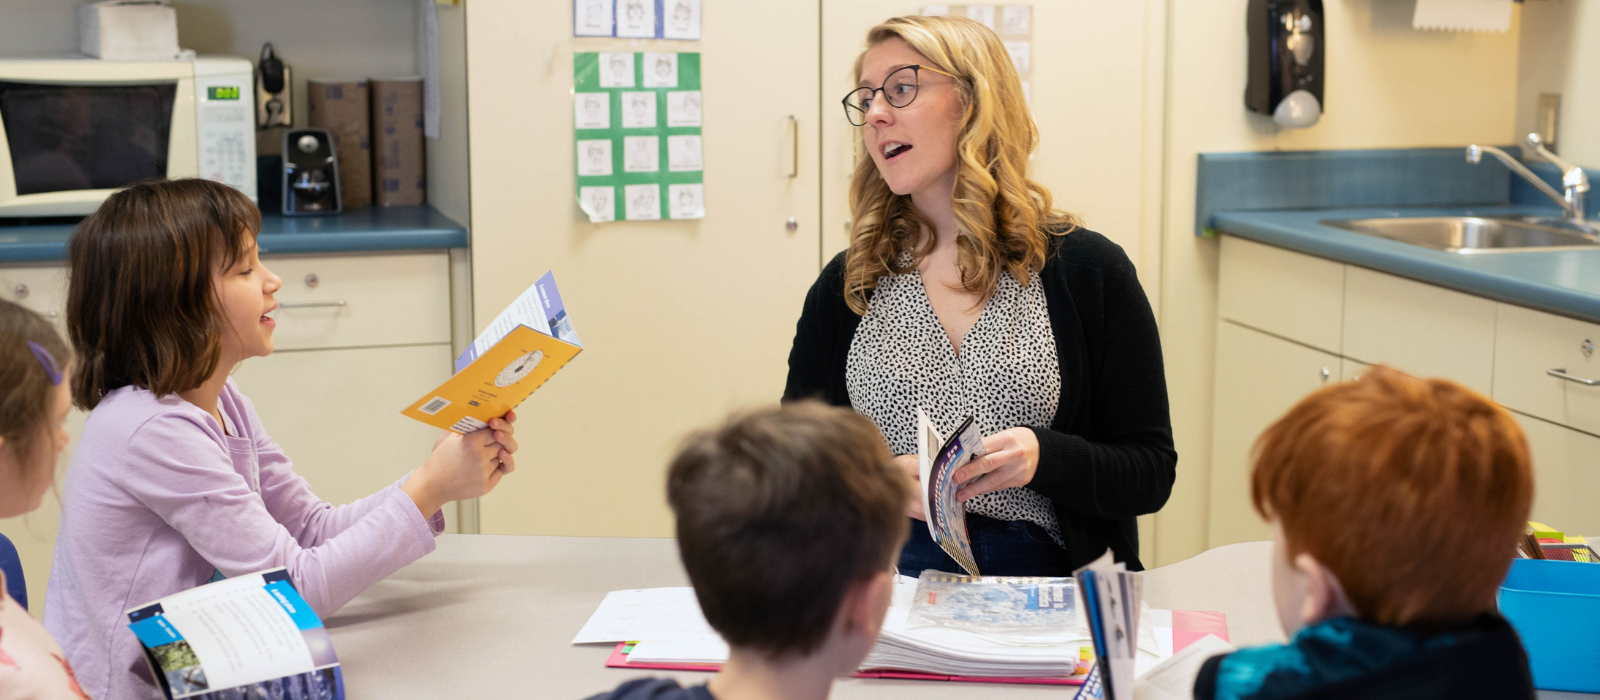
1467 134 1590 229
1523 133 1589 226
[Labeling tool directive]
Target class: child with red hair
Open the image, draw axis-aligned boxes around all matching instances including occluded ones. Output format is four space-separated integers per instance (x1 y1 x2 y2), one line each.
1196 365 1536 700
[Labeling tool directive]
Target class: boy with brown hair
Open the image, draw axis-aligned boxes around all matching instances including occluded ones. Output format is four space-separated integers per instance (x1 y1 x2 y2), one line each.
587 401 911 700
1195 366 1537 700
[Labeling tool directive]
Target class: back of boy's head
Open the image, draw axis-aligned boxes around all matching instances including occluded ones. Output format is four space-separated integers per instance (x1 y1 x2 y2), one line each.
667 401 910 658
1251 365 1533 630
0 299 70 474
67 178 261 410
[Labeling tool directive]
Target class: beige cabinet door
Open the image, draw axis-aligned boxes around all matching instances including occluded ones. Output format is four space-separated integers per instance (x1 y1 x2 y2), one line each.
1342 267 1496 394
232 344 453 512
466 2 822 536
1209 320 1339 548
1511 410 1600 538
820 2 1160 274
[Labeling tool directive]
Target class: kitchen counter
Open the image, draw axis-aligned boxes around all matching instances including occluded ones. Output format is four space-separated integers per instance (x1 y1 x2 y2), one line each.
1211 204 1600 323
0 205 468 263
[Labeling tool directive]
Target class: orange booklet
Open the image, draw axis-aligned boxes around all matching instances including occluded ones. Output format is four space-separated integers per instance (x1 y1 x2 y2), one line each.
401 272 581 433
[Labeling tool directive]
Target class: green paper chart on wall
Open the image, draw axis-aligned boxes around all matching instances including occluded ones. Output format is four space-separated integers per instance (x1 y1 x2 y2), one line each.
574 51 704 222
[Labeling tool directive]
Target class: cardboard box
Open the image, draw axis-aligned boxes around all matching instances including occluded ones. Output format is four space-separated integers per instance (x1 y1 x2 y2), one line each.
306 79 372 208
371 77 426 207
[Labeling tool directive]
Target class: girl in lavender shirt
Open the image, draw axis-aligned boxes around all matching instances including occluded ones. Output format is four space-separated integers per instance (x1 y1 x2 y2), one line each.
44 179 520 700
0 300 89 699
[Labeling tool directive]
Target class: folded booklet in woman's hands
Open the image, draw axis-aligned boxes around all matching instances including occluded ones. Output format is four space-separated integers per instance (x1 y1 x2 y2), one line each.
918 409 986 576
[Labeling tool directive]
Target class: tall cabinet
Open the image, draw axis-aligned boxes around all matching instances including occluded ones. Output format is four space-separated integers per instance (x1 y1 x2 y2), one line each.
464 2 1165 539
466 0 824 537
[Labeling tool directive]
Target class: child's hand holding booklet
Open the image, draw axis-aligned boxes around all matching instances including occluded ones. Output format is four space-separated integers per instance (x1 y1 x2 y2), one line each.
403 271 583 433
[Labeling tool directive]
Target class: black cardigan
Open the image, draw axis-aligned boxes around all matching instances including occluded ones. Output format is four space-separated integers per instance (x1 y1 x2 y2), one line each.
782 229 1176 571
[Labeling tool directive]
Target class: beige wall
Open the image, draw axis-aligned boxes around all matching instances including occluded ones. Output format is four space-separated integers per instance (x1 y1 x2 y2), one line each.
1517 0 1600 167
819 1 1165 280
1152 0 1520 566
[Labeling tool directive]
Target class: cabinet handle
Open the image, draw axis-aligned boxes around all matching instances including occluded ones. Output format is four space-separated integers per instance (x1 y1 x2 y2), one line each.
279 300 347 309
1547 368 1600 386
787 115 799 179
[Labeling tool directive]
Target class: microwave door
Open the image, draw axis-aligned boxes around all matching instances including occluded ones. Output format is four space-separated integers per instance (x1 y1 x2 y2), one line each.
0 81 177 196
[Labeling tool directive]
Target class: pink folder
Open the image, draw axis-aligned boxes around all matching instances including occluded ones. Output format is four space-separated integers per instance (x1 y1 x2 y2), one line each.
604 609 1229 686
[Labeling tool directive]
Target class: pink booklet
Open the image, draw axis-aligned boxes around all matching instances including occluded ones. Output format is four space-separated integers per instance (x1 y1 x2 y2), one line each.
604 609 1229 686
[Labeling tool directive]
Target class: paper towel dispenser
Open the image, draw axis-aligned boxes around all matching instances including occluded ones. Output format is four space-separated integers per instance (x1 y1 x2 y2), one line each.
1246 0 1324 129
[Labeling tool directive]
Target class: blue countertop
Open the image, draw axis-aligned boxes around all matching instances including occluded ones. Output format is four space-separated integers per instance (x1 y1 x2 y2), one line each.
0 205 468 263
1212 204 1600 324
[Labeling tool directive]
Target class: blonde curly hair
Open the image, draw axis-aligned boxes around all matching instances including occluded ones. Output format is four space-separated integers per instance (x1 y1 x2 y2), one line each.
843 15 1078 315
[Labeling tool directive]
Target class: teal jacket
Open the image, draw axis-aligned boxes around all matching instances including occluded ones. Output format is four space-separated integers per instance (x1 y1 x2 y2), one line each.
1194 614 1534 700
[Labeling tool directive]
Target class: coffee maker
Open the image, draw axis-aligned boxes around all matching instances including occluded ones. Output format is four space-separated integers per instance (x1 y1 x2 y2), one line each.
281 128 341 215
1245 0 1324 129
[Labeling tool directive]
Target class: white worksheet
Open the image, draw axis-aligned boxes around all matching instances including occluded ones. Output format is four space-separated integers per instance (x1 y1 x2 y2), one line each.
599 52 635 88
643 53 679 88
621 92 658 129
575 92 611 129
572 588 721 644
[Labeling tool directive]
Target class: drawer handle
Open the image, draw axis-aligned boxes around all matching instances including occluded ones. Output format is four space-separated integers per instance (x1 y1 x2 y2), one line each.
278 300 347 309
1547 368 1600 386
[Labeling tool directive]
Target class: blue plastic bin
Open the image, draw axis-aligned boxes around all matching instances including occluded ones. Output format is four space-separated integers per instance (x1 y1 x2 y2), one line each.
1499 558 1600 693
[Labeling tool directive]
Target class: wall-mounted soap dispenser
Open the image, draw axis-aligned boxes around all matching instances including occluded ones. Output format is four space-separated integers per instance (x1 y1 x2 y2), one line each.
1246 0 1324 129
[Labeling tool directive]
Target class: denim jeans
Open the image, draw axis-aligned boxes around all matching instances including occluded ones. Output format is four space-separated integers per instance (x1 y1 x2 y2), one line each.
897 512 1073 577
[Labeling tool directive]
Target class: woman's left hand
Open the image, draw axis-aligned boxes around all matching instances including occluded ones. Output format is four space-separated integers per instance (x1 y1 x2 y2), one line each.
953 427 1039 502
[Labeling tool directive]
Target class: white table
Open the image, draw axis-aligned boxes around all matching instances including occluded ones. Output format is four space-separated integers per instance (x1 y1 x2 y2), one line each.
323 535 1587 699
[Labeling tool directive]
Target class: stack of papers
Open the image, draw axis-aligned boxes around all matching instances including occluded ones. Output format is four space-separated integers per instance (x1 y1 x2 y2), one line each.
571 587 730 663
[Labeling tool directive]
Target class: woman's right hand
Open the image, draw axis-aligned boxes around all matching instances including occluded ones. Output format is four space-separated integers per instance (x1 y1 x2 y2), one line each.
403 414 518 517
894 455 926 521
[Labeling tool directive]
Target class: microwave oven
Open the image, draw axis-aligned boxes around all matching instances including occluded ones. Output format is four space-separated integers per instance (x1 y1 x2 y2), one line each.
0 56 256 217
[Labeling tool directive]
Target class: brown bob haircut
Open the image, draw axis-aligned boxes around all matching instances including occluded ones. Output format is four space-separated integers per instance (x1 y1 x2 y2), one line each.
0 299 71 480
1251 365 1533 630
667 401 910 657
67 179 261 410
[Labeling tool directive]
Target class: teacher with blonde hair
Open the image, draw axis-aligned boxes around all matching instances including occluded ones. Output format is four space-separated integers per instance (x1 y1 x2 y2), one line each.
785 15 1175 576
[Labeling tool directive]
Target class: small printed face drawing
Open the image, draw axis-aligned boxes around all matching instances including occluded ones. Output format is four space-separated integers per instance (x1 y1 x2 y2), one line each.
634 188 655 208
672 0 691 23
586 144 606 167
631 95 649 119
609 56 628 80
684 94 700 115
679 190 693 206
584 96 602 119
631 148 650 168
626 0 644 21
585 2 603 23
654 57 673 78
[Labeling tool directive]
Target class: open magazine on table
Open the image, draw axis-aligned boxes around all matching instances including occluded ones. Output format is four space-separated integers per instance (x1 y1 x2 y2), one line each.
125 569 343 700
402 270 583 433
917 409 986 576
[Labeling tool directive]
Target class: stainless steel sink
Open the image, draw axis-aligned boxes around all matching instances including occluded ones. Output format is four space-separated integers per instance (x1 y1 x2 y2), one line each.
1320 216 1600 253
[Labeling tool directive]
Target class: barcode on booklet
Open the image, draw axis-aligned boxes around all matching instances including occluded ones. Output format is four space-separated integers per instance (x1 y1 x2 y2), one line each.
419 397 451 415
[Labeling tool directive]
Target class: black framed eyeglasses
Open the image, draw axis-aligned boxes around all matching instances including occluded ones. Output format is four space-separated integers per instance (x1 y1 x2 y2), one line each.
841 64 958 126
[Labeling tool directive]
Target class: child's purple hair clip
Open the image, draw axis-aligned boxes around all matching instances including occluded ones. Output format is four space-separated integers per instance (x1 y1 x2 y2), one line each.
27 341 61 385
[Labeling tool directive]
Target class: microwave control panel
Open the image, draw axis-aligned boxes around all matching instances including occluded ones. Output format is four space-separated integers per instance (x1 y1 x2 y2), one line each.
194 61 257 203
